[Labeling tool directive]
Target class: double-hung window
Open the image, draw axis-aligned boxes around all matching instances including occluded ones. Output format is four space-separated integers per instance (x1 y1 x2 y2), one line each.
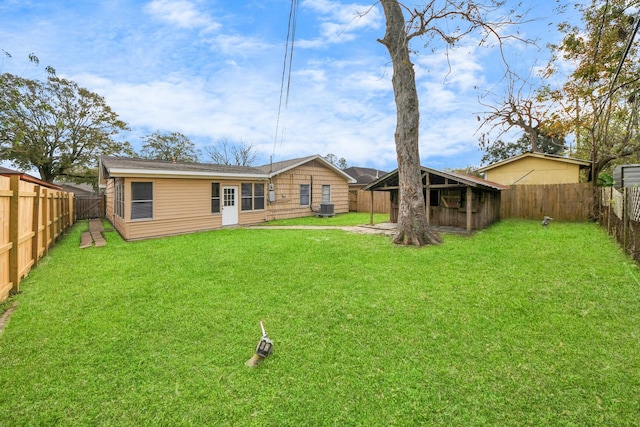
241 183 253 211
300 184 310 206
211 183 221 213
253 183 265 210
321 185 331 204
241 183 266 211
131 182 153 220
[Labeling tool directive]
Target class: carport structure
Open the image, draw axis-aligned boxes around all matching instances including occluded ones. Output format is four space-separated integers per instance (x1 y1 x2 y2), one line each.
362 167 508 233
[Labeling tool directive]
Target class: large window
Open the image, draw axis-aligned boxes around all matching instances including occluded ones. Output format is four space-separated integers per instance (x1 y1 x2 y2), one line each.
300 184 310 206
131 182 153 220
241 183 265 211
322 185 331 204
115 180 124 218
211 183 220 213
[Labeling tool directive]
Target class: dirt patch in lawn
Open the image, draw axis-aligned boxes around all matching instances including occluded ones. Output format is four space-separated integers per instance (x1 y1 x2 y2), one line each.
0 302 17 334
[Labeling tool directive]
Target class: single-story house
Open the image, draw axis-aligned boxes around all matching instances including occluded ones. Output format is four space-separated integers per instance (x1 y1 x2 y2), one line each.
363 167 508 233
477 152 592 185
99 154 355 240
343 166 390 213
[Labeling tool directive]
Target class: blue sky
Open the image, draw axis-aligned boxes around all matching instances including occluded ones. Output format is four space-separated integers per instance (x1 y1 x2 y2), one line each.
0 0 574 172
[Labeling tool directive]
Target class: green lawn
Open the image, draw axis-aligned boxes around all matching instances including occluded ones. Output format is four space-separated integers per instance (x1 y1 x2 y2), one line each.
264 211 389 226
1 217 639 425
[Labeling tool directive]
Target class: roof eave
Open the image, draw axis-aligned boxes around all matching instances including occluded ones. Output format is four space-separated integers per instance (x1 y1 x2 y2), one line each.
105 168 269 180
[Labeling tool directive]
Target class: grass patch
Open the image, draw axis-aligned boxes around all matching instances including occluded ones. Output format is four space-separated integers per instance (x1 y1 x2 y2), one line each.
1 219 639 425
264 212 388 226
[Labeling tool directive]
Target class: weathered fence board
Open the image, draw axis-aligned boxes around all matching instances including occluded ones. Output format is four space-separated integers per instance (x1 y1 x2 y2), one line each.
74 195 105 220
500 183 593 221
0 175 73 302
349 189 391 213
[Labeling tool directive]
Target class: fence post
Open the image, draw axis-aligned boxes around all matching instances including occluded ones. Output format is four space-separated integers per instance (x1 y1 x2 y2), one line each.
31 185 41 268
9 175 20 294
623 187 628 254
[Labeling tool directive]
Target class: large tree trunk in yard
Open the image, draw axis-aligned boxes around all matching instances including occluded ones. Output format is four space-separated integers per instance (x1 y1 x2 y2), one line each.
379 0 441 246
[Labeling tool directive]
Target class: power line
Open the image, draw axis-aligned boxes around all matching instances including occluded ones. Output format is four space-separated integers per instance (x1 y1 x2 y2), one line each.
273 0 299 157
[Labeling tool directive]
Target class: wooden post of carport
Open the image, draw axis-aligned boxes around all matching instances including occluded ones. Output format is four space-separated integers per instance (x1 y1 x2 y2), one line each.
466 186 473 234
369 190 374 225
425 171 430 225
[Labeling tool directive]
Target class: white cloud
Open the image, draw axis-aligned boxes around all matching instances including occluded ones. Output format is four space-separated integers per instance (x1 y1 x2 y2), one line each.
298 0 383 47
144 0 220 32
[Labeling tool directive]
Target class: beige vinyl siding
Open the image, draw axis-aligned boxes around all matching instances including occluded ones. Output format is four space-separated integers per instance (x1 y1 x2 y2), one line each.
104 178 115 220
266 161 349 220
110 177 266 240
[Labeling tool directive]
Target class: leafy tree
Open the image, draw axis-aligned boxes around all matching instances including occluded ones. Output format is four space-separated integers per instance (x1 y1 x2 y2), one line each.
139 131 200 162
481 132 566 165
324 153 348 170
0 73 130 182
544 0 640 186
204 139 258 166
377 0 528 245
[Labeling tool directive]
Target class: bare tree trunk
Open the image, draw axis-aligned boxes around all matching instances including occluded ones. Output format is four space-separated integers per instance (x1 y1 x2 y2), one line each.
378 0 441 246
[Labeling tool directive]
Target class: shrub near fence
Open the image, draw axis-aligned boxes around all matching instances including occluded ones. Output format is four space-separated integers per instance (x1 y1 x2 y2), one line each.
0 175 74 302
500 183 594 221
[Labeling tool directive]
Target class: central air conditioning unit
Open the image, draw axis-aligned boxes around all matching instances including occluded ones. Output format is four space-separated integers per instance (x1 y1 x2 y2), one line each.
318 203 334 217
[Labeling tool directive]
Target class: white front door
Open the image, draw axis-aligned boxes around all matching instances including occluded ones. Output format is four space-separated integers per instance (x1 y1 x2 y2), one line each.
222 186 238 226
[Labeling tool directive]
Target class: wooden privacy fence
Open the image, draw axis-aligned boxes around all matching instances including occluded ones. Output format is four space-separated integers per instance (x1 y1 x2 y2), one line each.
0 175 74 302
74 195 105 220
500 183 593 221
349 190 391 213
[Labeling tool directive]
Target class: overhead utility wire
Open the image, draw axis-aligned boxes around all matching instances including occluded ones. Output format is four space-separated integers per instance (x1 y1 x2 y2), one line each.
608 8 640 98
273 0 299 156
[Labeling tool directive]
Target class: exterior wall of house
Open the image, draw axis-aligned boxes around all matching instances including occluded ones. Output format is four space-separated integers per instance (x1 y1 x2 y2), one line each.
105 177 267 240
484 157 582 185
266 160 349 220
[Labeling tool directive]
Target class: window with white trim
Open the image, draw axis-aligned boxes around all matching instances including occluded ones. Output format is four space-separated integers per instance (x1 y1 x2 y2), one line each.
254 183 265 210
211 183 220 213
115 180 124 218
321 185 331 204
241 183 265 211
300 184 310 206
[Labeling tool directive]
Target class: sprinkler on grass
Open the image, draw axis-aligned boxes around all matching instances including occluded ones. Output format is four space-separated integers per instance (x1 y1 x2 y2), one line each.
246 321 273 367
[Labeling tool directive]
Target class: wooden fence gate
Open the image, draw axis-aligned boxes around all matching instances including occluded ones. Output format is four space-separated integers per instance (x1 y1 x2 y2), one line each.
74 195 105 220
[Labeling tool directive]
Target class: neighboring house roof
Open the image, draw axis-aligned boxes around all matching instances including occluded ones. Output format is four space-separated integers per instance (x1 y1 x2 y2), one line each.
100 154 357 183
477 152 592 172
343 166 388 185
56 182 96 196
256 154 356 183
363 167 508 192
0 166 62 190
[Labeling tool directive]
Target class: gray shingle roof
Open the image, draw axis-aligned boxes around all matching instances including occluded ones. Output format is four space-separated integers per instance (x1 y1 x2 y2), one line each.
100 156 266 175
